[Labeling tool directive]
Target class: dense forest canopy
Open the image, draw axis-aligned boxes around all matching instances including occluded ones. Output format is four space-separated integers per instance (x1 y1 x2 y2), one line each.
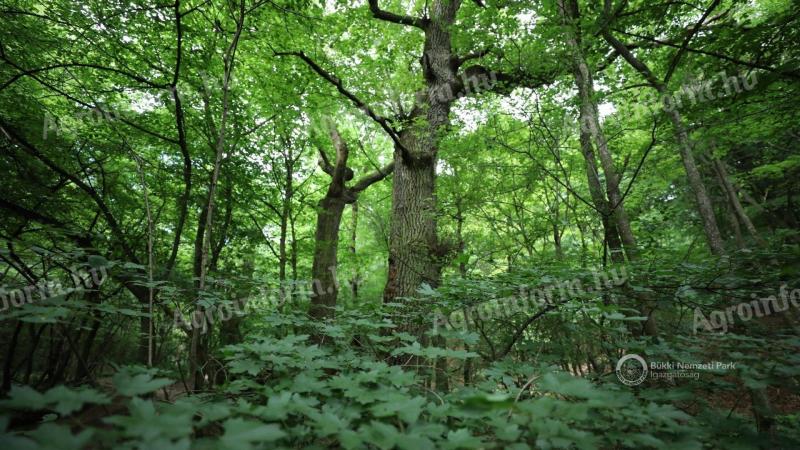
1 0 799 448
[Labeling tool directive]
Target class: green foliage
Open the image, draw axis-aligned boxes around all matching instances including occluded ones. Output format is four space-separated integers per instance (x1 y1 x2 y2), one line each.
1 0 800 448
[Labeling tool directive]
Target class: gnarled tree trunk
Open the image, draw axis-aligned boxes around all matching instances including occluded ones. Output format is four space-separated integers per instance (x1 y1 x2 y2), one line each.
309 127 394 322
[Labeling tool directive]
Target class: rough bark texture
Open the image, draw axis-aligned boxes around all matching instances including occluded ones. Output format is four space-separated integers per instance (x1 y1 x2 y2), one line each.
384 136 440 302
383 0 459 304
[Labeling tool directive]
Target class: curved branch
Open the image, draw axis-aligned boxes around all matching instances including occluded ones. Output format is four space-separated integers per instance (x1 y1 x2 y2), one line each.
315 143 335 175
367 0 427 29
452 47 493 69
351 161 395 193
274 50 410 155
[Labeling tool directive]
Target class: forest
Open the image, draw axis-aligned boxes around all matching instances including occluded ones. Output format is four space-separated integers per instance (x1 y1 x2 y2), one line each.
1 0 799 448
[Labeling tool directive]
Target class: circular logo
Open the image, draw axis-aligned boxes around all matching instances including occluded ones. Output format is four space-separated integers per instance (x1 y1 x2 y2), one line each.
616 354 648 386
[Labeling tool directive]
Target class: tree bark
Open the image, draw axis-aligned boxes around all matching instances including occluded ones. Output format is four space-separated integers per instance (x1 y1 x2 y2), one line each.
666 110 726 255
712 158 762 244
383 136 440 302
309 196 347 321
383 0 460 305
579 127 625 264
349 202 359 300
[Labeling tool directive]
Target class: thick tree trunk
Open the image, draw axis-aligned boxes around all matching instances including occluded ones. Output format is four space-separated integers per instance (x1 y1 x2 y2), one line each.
309 197 347 321
383 140 440 301
383 0 458 304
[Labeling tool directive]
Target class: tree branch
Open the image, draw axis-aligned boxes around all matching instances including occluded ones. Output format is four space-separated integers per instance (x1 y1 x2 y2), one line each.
328 127 352 196
611 27 800 80
601 30 665 90
0 62 170 93
274 50 410 155
1 121 139 263
351 161 395 193
367 0 428 29
663 0 721 84
316 143 334 175
452 47 493 69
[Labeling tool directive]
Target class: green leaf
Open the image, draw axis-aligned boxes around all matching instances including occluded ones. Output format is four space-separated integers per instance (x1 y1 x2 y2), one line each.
220 419 286 448
112 371 172 397
444 429 483 449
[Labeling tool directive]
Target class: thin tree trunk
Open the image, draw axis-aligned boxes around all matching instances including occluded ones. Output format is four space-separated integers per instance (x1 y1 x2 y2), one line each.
2 321 23 392
189 0 244 390
713 158 763 243
667 110 726 254
602 28 726 255
561 0 638 262
349 202 359 300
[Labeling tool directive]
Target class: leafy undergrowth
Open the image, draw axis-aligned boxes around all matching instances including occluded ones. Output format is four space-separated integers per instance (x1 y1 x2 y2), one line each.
2 311 799 450
3 250 800 449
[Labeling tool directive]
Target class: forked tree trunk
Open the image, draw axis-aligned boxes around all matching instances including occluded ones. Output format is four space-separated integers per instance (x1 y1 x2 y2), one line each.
579 129 625 264
309 127 394 322
561 0 638 262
